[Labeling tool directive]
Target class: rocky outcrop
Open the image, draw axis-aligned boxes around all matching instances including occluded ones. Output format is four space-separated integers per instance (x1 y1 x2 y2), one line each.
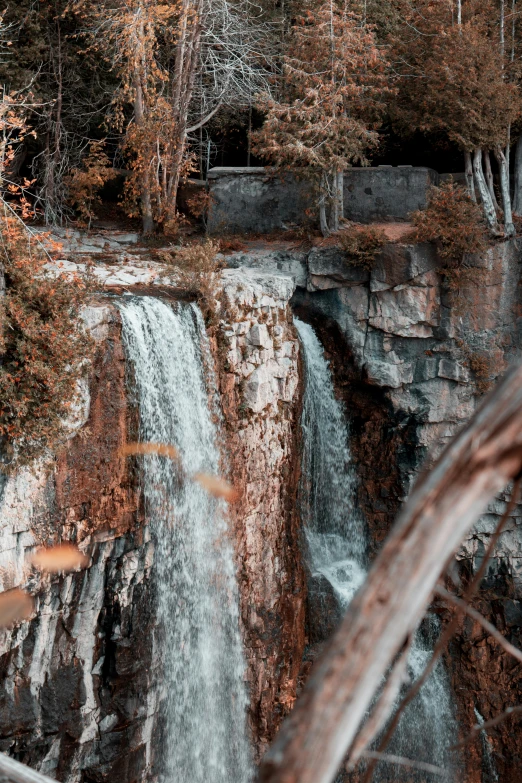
0 304 159 782
0 262 306 778
286 238 522 782
214 269 305 758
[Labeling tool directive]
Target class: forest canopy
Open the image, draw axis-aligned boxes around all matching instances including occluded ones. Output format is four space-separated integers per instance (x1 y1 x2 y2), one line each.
1 0 522 237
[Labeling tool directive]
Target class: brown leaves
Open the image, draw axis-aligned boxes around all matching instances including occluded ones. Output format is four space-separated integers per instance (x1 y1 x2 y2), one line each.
119 442 179 461
121 442 239 502
0 588 33 628
193 473 239 503
31 544 89 574
0 543 90 629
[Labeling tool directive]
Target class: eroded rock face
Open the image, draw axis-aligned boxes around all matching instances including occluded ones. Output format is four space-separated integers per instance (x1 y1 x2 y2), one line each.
215 269 306 758
285 238 522 782
0 304 158 782
0 268 306 778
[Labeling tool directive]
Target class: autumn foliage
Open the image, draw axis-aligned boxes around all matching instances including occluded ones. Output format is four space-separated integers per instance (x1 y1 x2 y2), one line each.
0 217 92 466
411 182 488 265
254 2 389 235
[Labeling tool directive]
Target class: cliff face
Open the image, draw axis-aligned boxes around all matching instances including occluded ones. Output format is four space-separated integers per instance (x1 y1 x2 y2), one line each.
283 238 522 782
0 304 159 782
2 233 522 782
215 269 305 758
0 267 304 778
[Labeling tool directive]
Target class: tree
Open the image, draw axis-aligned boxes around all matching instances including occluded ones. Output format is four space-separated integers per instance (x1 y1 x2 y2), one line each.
253 1 389 236
72 0 272 233
391 0 521 236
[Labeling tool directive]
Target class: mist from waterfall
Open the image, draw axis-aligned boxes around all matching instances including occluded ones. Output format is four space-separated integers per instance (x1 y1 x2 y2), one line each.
295 316 457 782
118 296 252 783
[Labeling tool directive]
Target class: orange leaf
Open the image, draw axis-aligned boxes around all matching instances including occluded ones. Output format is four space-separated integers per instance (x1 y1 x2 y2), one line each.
0 588 33 628
119 442 179 461
31 544 89 573
193 473 239 502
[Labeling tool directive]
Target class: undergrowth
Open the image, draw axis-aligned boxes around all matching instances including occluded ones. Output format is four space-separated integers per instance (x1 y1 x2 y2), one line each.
0 217 93 467
156 239 224 317
339 224 387 270
411 182 488 269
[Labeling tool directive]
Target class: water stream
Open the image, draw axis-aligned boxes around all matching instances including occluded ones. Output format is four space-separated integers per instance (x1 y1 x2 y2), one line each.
118 296 252 783
295 316 457 782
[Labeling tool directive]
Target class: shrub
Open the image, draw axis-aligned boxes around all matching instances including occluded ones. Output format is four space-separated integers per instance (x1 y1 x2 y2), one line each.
411 182 488 265
65 141 118 228
0 218 93 467
339 224 388 270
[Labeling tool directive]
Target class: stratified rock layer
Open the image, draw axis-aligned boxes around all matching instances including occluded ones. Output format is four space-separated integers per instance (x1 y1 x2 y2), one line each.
215 269 305 758
0 266 305 779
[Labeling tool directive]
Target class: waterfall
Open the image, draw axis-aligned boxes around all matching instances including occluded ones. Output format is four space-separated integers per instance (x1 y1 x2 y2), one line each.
118 296 252 783
295 316 457 782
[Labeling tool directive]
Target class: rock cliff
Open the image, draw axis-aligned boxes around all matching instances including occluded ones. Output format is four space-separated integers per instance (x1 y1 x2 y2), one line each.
1 231 522 782
0 262 304 779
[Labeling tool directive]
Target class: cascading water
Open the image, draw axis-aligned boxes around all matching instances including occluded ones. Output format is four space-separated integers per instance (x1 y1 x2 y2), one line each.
118 296 252 783
295 316 457 782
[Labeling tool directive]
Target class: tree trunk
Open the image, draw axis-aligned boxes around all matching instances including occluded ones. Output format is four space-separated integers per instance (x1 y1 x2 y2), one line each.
464 151 476 202
336 170 344 224
330 171 339 233
473 149 501 233
483 150 500 212
133 69 154 234
259 357 522 783
319 172 330 237
513 134 522 214
495 145 516 236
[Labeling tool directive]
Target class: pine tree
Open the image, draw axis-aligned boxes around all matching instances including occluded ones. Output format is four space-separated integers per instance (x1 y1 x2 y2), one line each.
254 1 389 236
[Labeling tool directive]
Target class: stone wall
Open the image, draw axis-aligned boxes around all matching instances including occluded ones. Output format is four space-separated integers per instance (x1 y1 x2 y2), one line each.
206 166 438 234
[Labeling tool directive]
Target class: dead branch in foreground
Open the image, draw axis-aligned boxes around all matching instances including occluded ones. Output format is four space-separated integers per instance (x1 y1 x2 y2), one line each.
0 753 57 783
360 480 521 783
258 359 522 783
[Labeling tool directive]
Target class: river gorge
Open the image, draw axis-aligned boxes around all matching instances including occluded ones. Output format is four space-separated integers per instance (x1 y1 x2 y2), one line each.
0 232 521 783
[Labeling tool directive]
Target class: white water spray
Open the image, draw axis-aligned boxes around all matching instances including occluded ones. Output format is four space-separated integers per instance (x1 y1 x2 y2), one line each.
118 296 252 783
295 316 457 781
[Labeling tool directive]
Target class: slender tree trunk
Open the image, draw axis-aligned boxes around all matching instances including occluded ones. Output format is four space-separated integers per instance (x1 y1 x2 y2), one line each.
513 134 522 214
319 172 330 236
331 171 339 233
495 146 516 236
473 148 501 233
134 74 154 234
464 151 476 202
484 151 500 212
336 170 344 223
247 103 252 167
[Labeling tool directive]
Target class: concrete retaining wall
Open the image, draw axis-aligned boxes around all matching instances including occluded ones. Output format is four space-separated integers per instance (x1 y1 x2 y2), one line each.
206 166 439 234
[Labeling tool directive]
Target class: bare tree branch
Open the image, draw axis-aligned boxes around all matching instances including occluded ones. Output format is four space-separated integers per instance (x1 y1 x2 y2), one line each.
450 705 522 750
258 359 522 783
357 750 446 777
435 585 522 666
361 475 522 783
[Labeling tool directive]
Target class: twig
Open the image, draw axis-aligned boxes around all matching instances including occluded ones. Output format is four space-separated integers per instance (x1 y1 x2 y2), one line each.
357 750 446 777
347 637 413 768
450 705 522 750
435 585 522 665
361 476 522 783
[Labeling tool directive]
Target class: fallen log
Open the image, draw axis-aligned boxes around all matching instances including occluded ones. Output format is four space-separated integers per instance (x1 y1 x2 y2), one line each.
259 358 522 783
